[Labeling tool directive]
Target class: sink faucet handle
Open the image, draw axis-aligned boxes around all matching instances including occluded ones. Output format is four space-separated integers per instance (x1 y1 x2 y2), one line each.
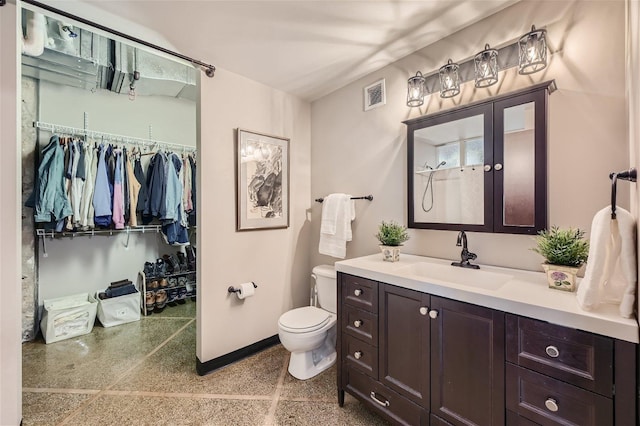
467 252 477 261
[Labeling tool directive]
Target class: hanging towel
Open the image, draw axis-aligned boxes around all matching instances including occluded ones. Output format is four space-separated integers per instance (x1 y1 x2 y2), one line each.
319 193 355 259
577 206 637 318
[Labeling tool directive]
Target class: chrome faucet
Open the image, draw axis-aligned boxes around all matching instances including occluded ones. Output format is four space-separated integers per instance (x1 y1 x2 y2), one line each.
451 231 480 269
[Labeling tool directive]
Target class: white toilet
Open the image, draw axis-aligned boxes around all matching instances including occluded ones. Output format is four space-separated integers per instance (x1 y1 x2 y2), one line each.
278 265 337 380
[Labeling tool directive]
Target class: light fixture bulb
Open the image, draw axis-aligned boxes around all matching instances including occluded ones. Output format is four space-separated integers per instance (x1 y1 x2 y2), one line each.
438 59 460 98
474 44 499 88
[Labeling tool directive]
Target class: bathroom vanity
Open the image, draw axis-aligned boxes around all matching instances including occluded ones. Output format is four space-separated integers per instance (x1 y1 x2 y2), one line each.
335 254 638 426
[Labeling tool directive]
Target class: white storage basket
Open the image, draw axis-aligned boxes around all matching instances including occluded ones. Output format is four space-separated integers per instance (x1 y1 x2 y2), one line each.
96 291 140 328
40 293 98 344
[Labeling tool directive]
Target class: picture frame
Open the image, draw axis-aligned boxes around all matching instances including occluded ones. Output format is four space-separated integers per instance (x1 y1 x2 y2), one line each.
236 129 290 231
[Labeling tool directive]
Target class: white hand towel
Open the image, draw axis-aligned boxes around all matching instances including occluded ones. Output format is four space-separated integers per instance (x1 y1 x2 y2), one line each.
319 194 355 259
577 206 637 318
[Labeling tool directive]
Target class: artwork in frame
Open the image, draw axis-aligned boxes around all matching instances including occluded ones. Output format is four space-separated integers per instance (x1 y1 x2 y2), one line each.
236 129 290 231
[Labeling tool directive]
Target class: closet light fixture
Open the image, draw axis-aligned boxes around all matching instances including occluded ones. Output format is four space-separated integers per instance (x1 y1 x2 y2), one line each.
474 44 498 88
518 25 547 75
406 24 550 106
438 59 460 98
407 71 426 107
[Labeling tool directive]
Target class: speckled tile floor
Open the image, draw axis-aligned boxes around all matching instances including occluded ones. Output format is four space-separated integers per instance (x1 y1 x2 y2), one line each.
22 300 389 425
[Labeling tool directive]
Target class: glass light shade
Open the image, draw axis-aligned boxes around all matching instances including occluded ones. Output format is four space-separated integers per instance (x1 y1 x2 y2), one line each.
407 71 426 107
474 44 498 88
439 59 460 98
518 25 547 75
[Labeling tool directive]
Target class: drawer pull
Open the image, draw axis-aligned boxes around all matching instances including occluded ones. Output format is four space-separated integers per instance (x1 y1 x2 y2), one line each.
429 310 439 319
544 397 559 412
545 345 560 358
370 391 390 407
354 289 362 297
419 306 429 315
353 320 362 328
354 351 363 360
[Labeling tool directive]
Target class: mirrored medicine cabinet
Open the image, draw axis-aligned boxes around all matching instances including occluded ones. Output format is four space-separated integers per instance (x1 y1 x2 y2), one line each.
405 81 555 235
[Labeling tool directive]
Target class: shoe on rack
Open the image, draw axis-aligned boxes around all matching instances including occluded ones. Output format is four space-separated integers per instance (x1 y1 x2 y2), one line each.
147 279 159 290
167 288 178 305
155 258 166 278
162 254 180 274
176 252 188 272
177 287 187 304
145 291 156 314
177 276 188 287
168 277 178 288
159 278 168 289
155 289 168 310
185 246 196 271
144 261 156 279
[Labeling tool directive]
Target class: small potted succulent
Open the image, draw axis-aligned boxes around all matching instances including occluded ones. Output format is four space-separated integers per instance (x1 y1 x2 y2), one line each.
532 226 589 292
375 220 410 262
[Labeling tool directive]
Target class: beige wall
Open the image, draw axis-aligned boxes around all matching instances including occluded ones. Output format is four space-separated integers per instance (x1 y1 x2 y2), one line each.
0 0 22 423
310 0 629 272
197 69 311 362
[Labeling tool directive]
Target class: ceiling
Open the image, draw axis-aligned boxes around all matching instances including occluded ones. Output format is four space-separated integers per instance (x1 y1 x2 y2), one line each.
50 0 520 102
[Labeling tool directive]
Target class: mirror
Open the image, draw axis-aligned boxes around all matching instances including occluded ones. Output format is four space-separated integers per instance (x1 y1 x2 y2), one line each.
406 82 552 234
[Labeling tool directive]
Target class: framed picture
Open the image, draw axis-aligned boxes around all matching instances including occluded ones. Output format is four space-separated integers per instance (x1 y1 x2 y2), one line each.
236 129 290 231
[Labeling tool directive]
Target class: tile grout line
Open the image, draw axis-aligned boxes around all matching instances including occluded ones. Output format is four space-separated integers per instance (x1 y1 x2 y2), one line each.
57 318 195 426
262 354 289 426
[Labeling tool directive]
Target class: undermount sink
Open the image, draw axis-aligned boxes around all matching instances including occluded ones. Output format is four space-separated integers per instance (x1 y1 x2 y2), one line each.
397 262 513 291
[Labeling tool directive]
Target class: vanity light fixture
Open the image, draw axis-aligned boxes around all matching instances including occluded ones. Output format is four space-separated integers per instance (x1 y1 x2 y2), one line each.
474 44 499 88
406 24 549 106
439 59 460 98
518 25 547 75
407 71 426 107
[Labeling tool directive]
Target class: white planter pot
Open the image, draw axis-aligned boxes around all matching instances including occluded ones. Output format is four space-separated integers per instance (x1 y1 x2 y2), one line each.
380 245 401 262
542 264 580 292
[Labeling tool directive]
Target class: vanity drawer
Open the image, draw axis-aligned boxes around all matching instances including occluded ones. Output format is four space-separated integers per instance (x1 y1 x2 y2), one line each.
341 274 378 313
506 364 613 426
343 334 378 379
506 315 613 396
342 304 377 346
345 368 425 426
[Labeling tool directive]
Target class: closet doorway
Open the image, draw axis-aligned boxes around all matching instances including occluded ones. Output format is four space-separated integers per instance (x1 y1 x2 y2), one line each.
20 5 200 423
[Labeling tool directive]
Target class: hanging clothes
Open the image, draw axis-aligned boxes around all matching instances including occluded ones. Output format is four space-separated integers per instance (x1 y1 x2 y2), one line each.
134 155 148 215
126 150 141 227
188 154 197 227
93 144 113 228
78 142 96 229
26 135 73 223
112 149 125 230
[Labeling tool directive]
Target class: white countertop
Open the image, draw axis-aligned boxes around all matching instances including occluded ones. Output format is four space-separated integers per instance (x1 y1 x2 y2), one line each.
335 254 639 343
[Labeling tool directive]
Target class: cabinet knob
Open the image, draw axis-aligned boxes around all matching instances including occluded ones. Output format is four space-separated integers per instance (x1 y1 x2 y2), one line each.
484 164 492 172
544 398 559 412
429 310 438 319
419 307 429 316
354 289 362 297
370 391 390 407
353 320 362 328
494 163 503 171
354 351 363 360
545 345 560 358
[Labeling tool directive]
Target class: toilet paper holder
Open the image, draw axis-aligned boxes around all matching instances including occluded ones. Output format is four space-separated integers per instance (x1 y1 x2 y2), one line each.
228 282 258 293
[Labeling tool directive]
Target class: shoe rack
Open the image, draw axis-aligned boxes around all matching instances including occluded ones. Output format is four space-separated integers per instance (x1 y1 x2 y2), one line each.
139 269 197 316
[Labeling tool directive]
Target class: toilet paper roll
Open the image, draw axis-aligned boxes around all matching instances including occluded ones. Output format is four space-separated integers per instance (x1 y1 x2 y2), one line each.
237 282 255 300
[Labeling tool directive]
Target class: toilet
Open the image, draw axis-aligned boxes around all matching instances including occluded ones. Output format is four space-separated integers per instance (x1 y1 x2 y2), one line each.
278 265 337 380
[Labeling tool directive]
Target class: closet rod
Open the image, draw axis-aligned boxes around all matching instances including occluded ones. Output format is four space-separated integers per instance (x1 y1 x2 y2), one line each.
34 121 196 154
21 0 216 78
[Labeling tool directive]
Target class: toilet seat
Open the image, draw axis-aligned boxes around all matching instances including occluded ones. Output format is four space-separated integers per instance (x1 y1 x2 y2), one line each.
278 306 333 334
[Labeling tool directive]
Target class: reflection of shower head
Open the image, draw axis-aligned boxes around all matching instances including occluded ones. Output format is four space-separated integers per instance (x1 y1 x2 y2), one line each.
436 160 446 169
422 160 446 171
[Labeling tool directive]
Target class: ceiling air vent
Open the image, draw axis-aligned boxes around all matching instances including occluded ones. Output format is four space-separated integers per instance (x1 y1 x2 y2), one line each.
364 78 386 111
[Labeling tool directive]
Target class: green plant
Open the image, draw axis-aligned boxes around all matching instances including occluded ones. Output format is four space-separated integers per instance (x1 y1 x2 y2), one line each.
375 221 409 246
532 226 589 267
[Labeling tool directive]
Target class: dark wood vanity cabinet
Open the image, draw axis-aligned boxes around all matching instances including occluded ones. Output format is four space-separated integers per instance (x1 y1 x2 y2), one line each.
338 273 505 425
337 272 638 426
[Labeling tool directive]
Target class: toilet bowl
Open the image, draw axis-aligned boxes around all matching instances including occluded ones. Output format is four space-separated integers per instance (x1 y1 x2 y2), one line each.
278 265 337 380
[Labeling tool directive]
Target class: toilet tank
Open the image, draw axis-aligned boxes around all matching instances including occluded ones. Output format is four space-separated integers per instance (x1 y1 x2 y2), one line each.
313 265 337 314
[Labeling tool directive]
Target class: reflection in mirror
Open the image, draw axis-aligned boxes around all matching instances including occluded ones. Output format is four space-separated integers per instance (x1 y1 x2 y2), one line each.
503 102 535 227
413 115 484 225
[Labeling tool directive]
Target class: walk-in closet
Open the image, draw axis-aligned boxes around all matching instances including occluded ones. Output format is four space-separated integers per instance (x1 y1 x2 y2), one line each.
20 4 199 418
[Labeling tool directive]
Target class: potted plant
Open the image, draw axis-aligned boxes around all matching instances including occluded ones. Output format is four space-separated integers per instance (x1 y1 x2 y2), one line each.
532 226 589 292
375 220 410 262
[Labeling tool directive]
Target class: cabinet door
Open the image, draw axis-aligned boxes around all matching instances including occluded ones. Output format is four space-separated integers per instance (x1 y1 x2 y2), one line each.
379 283 430 408
430 296 505 426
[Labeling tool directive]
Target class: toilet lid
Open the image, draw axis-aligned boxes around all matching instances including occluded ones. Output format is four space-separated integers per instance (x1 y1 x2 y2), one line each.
279 306 332 333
